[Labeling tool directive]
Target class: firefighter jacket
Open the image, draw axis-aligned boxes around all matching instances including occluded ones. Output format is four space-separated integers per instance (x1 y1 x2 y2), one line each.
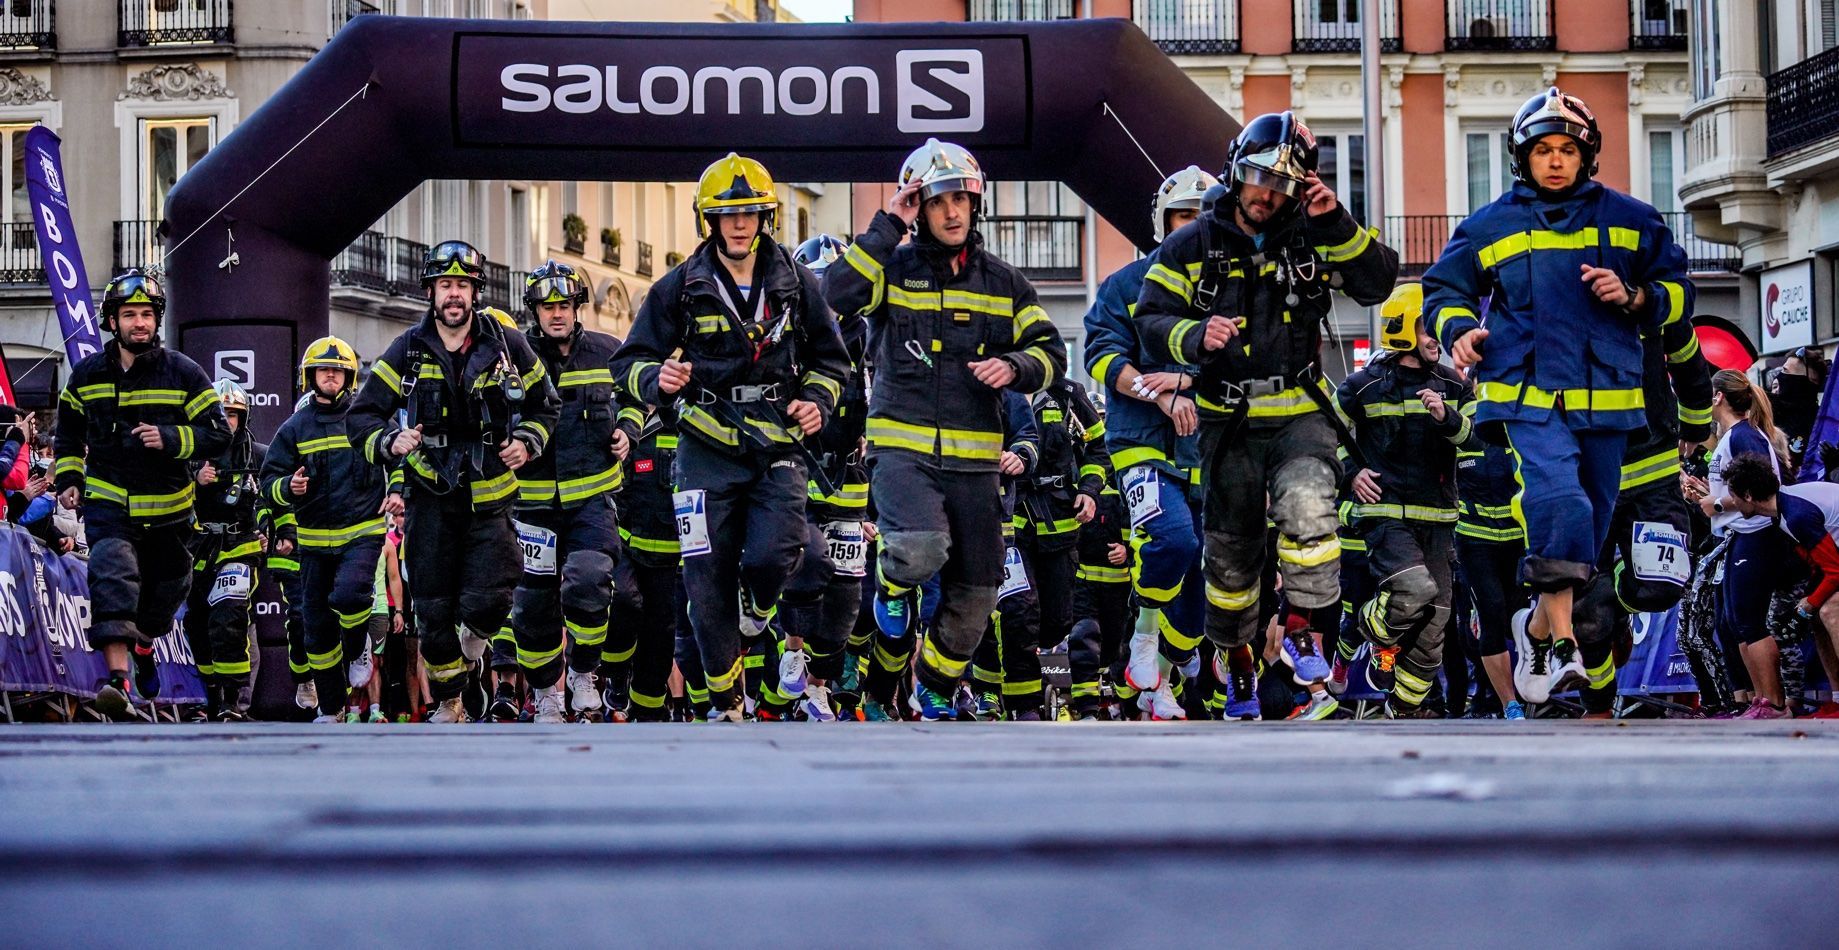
261 393 392 551
347 308 560 511
614 404 680 568
1424 180 1693 434
1133 202 1399 425
519 323 625 509
1336 352 1478 524
1083 253 1203 484
824 211 1068 473
1619 318 1714 493
611 235 850 457
54 340 231 527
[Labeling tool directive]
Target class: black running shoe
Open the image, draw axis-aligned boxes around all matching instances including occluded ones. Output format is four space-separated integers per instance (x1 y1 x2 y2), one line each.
489 682 521 722
131 645 161 701
93 674 133 720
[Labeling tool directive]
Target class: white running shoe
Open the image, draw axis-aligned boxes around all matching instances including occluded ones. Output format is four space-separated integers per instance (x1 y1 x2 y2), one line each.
311 713 340 724
295 680 319 711
1143 682 1187 721
533 684 568 724
800 685 837 722
779 648 810 696
1511 607 1554 704
567 669 602 715
347 641 374 689
1125 627 1165 692
427 697 470 724
1547 638 1589 697
459 626 490 663
1287 692 1340 721
739 593 775 639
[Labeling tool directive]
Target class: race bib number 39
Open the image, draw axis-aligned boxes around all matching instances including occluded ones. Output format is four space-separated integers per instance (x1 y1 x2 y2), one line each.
998 545 1031 600
1122 466 1163 529
1631 521 1689 585
823 521 868 578
515 521 559 576
674 490 713 557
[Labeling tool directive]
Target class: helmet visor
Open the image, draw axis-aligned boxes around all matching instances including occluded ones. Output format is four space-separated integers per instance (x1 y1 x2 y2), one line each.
526 275 582 306
917 176 985 202
1234 162 1306 198
427 241 485 278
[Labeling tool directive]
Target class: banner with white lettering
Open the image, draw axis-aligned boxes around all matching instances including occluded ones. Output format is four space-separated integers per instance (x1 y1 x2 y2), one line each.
0 522 204 703
23 126 104 367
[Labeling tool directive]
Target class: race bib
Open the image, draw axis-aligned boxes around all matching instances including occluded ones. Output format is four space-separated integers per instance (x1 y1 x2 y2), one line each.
998 545 1031 601
1631 521 1689 585
673 490 713 557
207 562 254 606
822 521 868 578
515 521 559 576
1122 466 1163 529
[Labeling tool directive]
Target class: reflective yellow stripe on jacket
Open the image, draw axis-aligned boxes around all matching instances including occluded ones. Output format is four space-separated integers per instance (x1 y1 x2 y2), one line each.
866 417 1002 462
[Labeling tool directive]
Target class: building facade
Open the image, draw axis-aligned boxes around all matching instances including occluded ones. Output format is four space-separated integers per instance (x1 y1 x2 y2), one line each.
1680 0 1839 357
851 0 1738 379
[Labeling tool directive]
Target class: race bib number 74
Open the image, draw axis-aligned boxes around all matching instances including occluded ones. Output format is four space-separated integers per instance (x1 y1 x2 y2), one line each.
1631 521 1688 585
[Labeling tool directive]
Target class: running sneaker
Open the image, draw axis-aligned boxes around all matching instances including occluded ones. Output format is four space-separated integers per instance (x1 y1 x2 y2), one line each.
1809 702 1839 719
427 696 470 724
1125 627 1164 692
311 713 340 723
909 681 957 721
873 588 920 639
459 626 490 663
93 674 132 721
1287 692 1339 721
1210 655 1261 721
567 669 602 719
600 669 631 722
1510 607 1554 704
1176 651 1201 680
1737 700 1789 720
347 641 374 689
1367 646 1400 693
489 682 521 722
1503 700 1527 721
367 709 388 724
1547 638 1588 696
739 591 775 639
533 684 567 724
800 685 838 722
1010 709 1044 722
1327 654 1351 697
860 698 896 722
837 655 861 693
1279 622 1331 685
1143 682 1188 721
295 680 319 712
1382 699 1439 720
216 707 251 723
778 648 810 697
131 645 161 701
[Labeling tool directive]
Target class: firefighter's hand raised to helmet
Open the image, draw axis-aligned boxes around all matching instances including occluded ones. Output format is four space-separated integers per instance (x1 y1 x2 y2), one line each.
1301 171 1338 217
968 357 1017 389
785 399 822 437
390 424 423 458
1201 315 1241 351
888 181 923 228
657 359 693 395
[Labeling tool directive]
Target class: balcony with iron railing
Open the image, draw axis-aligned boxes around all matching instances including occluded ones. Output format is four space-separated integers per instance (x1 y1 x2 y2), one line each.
967 0 1076 20
1382 212 1739 279
113 219 163 274
332 0 378 34
329 229 527 314
1294 0 1399 53
0 222 45 286
635 241 653 278
120 0 233 48
1628 0 1687 50
1133 0 1239 55
0 1 55 53
983 215 1083 282
1767 44 1839 159
1446 0 1553 52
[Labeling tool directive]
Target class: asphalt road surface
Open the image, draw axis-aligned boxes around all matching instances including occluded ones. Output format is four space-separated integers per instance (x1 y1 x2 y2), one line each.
4 721 1838 947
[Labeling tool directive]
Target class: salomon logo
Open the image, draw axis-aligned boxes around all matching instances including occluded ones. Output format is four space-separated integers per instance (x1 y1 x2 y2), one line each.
896 50 983 133
499 63 882 117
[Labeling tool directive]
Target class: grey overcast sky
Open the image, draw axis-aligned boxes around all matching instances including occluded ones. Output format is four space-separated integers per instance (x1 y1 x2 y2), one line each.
782 0 852 21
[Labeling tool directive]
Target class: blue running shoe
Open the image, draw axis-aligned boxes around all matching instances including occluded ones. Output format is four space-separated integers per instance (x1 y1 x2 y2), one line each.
1504 700 1527 721
873 588 920 639
860 698 896 722
1224 668 1262 721
1279 627 1331 685
908 681 957 721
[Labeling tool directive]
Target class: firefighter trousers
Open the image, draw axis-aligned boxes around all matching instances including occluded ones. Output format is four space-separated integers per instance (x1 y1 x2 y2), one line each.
300 535 385 715
1197 413 1340 650
512 496 618 691
404 491 518 702
183 532 261 693
85 504 192 650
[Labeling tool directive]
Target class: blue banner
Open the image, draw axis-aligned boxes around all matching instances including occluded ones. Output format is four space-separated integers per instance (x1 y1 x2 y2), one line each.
23 125 104 366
